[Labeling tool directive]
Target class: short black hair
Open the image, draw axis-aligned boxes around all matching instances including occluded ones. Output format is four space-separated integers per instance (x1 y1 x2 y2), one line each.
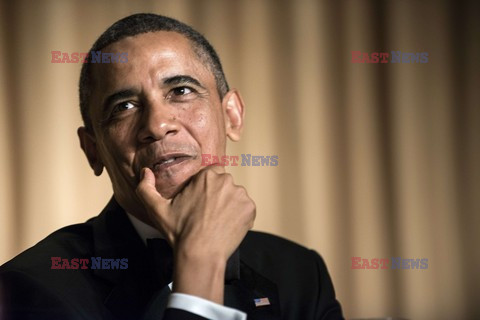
79 13 230 130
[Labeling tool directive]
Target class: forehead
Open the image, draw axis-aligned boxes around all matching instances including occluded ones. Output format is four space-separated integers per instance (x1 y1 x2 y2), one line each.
103 30 202 67
90 31 214 99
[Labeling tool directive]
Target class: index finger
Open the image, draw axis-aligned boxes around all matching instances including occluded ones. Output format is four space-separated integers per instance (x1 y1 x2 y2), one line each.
136 167 171 220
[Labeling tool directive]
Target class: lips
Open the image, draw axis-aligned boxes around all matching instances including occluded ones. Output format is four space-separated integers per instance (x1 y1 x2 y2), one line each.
152 153 193 171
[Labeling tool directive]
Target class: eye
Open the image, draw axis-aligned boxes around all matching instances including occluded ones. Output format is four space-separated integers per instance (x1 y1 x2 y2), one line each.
172 86 194 96
112 101 136 114
167 86 197 101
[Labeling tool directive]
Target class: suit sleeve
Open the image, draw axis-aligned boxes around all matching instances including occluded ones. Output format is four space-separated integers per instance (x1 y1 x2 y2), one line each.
311 250 344 320
1 270 243 320
0 271 205 320
162 309 208 320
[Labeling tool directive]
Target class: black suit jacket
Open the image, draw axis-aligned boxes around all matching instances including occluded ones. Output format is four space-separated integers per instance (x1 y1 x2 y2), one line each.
0 198 343 320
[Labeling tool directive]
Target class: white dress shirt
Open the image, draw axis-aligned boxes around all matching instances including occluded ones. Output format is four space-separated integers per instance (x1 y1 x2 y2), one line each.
126 213 247 320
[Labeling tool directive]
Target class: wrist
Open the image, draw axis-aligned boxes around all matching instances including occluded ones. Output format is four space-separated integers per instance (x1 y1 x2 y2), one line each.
173 249 227 304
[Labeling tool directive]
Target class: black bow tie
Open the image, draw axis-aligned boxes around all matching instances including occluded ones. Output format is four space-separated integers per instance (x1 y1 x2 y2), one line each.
146 238 240 288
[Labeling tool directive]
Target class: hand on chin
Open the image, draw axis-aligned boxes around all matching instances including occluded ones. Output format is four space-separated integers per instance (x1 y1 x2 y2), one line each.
153 166 199 200
156 180 189 200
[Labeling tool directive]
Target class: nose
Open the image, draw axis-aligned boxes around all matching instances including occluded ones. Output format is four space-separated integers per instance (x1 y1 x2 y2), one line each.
137 102 179 143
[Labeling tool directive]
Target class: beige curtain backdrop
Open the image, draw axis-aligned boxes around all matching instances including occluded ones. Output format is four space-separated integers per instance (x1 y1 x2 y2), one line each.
1 0 479 319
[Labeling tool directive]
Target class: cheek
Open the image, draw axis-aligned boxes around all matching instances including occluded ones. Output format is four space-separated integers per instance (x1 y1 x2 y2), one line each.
100 128 137 172
189 102 224 133
188 109 220 140
104 117 139 151
102 142 131 173
181 106 225 154
194 110 207 129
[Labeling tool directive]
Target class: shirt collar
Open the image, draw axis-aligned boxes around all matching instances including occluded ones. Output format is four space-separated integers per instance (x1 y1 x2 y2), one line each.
126 212 163 245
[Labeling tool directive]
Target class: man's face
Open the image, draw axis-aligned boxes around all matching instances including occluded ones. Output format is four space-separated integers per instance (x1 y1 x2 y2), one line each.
79 31 243 218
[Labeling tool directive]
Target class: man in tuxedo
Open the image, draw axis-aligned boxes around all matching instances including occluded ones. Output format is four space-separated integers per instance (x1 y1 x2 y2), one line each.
0 13 344 320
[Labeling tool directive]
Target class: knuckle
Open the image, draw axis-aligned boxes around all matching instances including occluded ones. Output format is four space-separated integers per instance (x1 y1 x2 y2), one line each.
241 186 248 196
234 185 246 195
238 189 250 201
207 166 220 176
205 169 219 182
244 209 255 229
242 204 256 222
250 205 256 220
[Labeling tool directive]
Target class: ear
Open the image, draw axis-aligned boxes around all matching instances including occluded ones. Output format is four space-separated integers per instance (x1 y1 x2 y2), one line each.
77 127 104 176
222 89 245 142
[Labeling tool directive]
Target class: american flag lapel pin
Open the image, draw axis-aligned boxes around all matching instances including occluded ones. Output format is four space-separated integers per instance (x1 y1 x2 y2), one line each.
254 297 270 307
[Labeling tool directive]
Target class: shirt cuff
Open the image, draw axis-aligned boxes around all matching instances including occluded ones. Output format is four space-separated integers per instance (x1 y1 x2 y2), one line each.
167 292 247 320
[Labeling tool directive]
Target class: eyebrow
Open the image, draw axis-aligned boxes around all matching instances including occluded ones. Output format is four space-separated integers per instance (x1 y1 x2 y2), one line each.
162 75 206 90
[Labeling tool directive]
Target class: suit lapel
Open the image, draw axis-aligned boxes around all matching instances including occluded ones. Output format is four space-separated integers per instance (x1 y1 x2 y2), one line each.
91 198 162 320
225 260 281 320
